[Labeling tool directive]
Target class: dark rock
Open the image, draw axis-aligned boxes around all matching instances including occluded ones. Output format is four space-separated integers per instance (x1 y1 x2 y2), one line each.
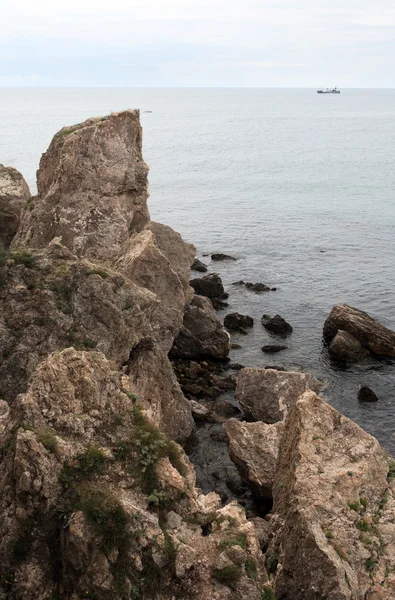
191 258 207 272
323 303 395 358
210 398 242 419
328 330 369 364
262 345 288 353
226 363 245 371
271 287 277 291
231 343 242 349
211 253 236 261
264 365 286 371
190 273 224 299
224 312 254 333
358 386 379 403
261 314 293 337
172 358 236 401
232 280 245 286
211 298 229 310
245 282 271 292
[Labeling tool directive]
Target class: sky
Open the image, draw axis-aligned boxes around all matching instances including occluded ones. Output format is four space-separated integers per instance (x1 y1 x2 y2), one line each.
1 0 394 87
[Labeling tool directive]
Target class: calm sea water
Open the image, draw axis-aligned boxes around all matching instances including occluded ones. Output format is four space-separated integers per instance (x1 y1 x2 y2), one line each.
1 88 395 450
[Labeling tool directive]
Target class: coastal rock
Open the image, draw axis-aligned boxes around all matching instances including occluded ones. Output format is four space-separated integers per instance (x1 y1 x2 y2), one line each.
190 272 225 300
211 253 236 261
323 303 395 358
271 391 395 599
13 110 150 262
358 385 379 403
115 222 195 351
261 344 287 353
170 294 230 360
328 329 370 363
236 367 321 423
261 314 293 336
224 419 284 499
0 164 31 248
224 312 254 333
245 282 271 292
191 258 208 272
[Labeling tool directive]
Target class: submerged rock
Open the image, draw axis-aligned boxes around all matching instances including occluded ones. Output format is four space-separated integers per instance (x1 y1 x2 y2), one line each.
211 253 236 261
324 303 395 358
261 344 287 353
0 164 31 248
358 385 379 403
328 329 370 363
224 312 254 333
245 282 271 292
236 367 321 423
191 258 207 272
261 314 293 336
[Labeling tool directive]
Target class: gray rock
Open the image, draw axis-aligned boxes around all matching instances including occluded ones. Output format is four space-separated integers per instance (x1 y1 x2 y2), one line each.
0 164 31 248
261 314 293 337
191 258 207 272
262 344 287 353
224 312 254 333
328 329 369 363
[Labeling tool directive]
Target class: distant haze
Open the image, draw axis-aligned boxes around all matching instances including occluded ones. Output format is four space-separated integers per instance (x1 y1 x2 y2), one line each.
1 0 395 87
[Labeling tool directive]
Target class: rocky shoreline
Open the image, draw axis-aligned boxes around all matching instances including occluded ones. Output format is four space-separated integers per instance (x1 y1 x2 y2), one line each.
1 110 395 599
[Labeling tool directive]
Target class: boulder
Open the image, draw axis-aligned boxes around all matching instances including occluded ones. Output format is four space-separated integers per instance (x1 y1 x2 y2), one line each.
190 273 225 299
191 258 207 272
261 344 287 353
236 367 321 423
0 164 31 248
170 295 230 360
271 391 395 599
328 329 369 363
358 386 379 403
224 312 254 333
261 314 293 336
211 253 236 261
224 419 284 499
323 303 395 358
12 110 150 262
245 282 271 292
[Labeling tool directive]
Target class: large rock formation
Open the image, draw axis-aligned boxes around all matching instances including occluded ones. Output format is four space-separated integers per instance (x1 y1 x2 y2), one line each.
0 164 31 248
269 391 395 600
324 304 395 358
12 111 150 261
236 367 321 423
0 349 267 600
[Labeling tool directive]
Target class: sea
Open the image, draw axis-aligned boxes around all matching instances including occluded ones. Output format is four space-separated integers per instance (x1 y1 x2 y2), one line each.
1 87 395 451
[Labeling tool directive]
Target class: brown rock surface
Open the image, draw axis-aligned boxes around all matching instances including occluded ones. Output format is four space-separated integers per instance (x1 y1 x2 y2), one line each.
224 419 284 499
12 110 150 261
270 391 395 600
328 329 370 363
236 367 321 423
170 294 230 360
0 164 31 248
324 303 395 358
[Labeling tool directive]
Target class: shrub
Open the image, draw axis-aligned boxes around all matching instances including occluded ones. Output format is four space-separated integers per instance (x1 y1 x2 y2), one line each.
348 501 360 512
213 565 242 587
37 430 58 453
11 250 35 268
261 586 275 600
218 532 248 551
245 557 257 580
88 269 109 279
266 551 279 573
356 519 370 532
60 446 107 488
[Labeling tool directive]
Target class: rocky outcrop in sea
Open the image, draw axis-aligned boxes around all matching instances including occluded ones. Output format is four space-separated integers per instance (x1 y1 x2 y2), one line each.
1 110 395 599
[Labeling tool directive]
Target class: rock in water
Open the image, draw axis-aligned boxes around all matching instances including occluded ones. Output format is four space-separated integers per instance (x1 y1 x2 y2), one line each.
170 294 230 360
211 253 236 261
236 367 321 423
270 391 395 599
224 312 254 333
328 329 369 363
261 344 287 353
190 273 224 298
358 385 379 403
323 303 395 357
191 258 207 272
245 282 271 292
261 314 293 336
13 110 150 262
0 164 31 248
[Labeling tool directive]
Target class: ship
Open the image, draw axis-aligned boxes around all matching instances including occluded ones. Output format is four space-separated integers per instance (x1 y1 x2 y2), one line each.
317 87 340 94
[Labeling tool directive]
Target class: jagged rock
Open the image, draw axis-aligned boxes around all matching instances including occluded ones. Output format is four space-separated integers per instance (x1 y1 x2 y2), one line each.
358 386 379 403
224 419 284 499
170 295 230 360
236 367 321 423
13 110 150 261
211 253 236 261
270 391 395 599
224 312 254 333
115 222 195 351
0 240 157 404
190 399 210 421
190 273 225 299
232 280 245 286
245 282 270 292
261 344 287 353
261 314 293 337
328 329 370 363
191 258 207 272
0 349 267 600
0 165 31 248
323 303 395 358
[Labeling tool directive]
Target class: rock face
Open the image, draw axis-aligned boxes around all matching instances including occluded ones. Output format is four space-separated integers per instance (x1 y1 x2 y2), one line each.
224 312 254 333
0 164 31 248
224 419 284 499
12 111 150 262
236 367 321 423
270 391 395 600
324 303 395 358
261 314 293 336
170 294 230 360
328 329 369 363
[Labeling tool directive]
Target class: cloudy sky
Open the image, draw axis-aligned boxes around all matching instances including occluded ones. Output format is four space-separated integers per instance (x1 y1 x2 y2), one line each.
1 0 394 87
